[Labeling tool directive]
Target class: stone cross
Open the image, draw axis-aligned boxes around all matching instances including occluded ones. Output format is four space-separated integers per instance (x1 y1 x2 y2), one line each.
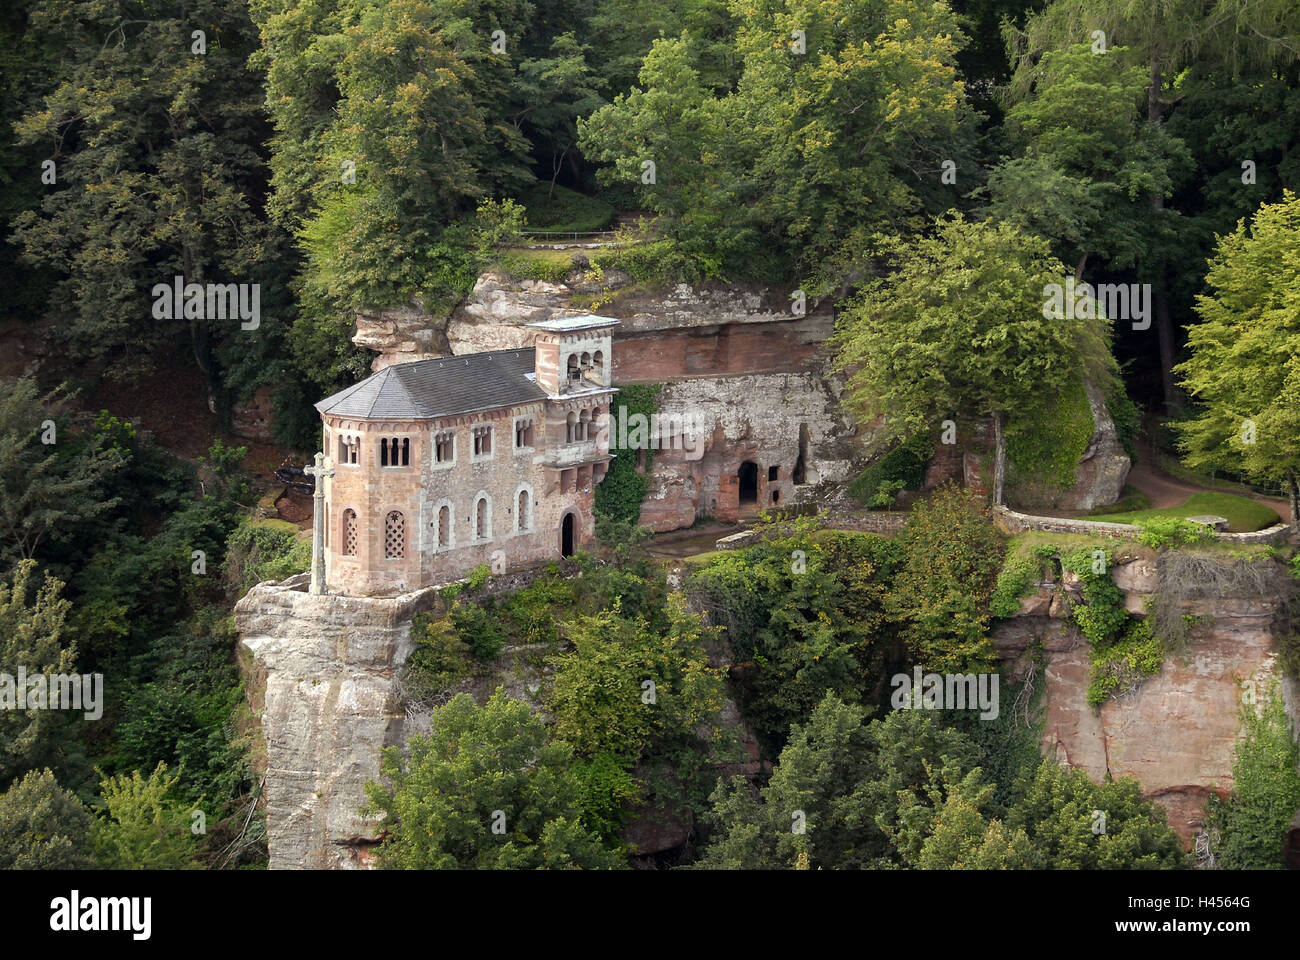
304 452 334 595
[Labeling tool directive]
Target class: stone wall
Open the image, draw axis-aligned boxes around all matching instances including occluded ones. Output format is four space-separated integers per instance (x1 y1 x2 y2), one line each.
994 505 1293 546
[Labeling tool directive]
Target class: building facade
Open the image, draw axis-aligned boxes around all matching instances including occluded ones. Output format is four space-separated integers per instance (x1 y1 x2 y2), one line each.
314 316 619 597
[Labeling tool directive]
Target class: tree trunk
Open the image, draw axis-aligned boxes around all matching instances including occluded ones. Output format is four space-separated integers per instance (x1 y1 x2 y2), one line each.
992 411 1006 507
1153 281 1177 407
1288 471 1299 529
1147 58 1178 411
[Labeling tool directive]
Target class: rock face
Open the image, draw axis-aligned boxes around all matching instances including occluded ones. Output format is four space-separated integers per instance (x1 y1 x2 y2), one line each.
638 373 871 529
993 559 1299 847
355 301 450 371
235 573 439 869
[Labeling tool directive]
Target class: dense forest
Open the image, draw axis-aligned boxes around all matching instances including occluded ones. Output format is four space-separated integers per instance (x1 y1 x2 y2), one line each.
2 0 1300 872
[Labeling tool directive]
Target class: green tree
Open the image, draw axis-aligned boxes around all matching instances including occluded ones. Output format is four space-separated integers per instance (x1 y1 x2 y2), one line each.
696 695 987 869
0 768 94 870
1206 682 1300 869
1007 762 1187 869
366 690 621 869
1005 0 1300 408
0 380 125 572
1175 191 1300 523
91 763 202 870
684 521 901 756
986 43 1189 279
580 0 977 279
833 215 1116 504
545 598 725 762
0 560 75 787
11 0 272 387
886 486 1005 673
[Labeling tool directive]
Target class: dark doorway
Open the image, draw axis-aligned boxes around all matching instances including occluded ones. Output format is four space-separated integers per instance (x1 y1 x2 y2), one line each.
792 423 809 484
738 461 758 504
561 513 575 557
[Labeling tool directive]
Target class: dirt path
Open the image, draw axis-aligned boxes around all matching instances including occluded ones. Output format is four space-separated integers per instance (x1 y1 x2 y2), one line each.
1124 437 1290 515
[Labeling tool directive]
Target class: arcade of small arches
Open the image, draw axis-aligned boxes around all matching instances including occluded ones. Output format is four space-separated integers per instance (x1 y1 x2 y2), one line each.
565 348 606 385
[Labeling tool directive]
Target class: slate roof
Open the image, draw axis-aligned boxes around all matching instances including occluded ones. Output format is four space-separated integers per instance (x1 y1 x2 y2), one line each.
315 349 546 420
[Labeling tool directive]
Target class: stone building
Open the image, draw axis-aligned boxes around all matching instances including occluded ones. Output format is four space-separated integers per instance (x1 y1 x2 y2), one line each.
314 315 619 597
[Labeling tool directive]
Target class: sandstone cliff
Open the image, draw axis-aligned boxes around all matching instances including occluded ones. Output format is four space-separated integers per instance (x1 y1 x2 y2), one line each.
993 554 1300 847
235 573 439 869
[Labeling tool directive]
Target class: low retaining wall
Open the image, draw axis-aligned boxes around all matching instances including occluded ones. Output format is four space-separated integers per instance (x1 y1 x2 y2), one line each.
994 506 1291 545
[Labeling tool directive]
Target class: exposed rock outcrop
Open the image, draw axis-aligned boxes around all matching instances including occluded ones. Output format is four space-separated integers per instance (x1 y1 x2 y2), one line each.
993 558 1300 847
235 573 440 869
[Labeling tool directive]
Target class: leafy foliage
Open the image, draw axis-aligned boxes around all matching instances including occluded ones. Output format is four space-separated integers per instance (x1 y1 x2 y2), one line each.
846 437 932 509
366 690 621 869
888 487 1006 673
594 383 662 527
91 763 202 870
685 520 902 756
1206 682 1300 869
0 768 94 870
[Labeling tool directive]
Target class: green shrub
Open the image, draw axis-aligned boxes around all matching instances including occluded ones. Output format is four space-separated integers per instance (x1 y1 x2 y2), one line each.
403 614 474 698
1136 516 1215 548
888 486 1006 673
846 437 932 509
593 238 716 284
464 563 492 592
570 753 642 847
449 601 507 661
1086 618 1163 706
1206 681 1300 868
989 546 1055 619
495 250 575 283
223 519 310 593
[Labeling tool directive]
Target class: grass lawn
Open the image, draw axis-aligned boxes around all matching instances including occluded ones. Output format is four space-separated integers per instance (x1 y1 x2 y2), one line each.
681 550 727 567
1086 492 1281 532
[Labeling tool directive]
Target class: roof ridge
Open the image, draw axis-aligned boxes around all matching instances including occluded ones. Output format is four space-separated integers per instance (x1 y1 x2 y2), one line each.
386 364 427 417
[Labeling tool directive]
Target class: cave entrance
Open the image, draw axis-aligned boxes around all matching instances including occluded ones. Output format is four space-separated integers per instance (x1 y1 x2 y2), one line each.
738 461 759 505
561 513 575 557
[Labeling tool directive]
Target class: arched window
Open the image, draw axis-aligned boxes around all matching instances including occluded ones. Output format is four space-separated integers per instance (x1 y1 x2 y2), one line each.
592 349 605 381
517 489 531 532
342 510 358 556
566 354 580 382
580 351 591 368
475 496 490 541
578 409 591 441
566 411 577 444
384 511 405 558
437 505 451 549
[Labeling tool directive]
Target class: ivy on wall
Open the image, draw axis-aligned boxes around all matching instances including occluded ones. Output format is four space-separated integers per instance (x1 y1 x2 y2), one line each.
1006 378 1095 489
594 383 663 528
